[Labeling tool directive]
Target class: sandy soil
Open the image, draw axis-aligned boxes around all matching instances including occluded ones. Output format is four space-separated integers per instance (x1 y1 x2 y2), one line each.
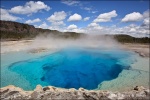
121 43 149 57
1 40 33 53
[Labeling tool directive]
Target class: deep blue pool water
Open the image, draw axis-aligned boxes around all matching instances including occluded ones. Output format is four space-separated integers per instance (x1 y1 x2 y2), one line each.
8 48 135 90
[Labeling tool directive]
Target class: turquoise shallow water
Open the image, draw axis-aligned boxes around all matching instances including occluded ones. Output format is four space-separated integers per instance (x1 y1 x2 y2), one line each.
1 48 136 90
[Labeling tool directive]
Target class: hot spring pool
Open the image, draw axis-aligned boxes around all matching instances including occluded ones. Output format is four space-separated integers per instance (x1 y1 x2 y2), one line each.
1 48 138 90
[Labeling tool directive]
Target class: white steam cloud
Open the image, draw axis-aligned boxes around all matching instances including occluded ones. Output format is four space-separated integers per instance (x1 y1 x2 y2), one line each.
1 33 121 53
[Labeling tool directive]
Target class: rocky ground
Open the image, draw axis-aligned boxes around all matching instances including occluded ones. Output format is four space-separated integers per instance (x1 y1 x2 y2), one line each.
0 85 149 100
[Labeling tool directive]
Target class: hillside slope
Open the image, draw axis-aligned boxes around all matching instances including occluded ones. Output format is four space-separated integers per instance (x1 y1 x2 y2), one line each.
0 20 81 40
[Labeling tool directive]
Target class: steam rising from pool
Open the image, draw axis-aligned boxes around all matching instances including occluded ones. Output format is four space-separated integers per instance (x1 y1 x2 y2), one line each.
1 34 121 53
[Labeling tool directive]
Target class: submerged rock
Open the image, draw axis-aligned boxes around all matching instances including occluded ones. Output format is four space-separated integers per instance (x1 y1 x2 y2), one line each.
0 85 149 100
28 48 47 53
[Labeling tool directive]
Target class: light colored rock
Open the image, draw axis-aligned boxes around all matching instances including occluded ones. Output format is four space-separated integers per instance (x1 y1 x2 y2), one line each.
108 93 117 99
0 85 149 100
116 93 125 99
134 86 145 91
34 85 43 92
79 87 85 91
69 88 76 92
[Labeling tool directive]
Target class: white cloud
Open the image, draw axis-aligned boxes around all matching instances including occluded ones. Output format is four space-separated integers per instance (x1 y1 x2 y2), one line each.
67 24 77 30
48 25 65 31
81 7 98 14
83 17 90 21
93 10 117 23
82 7 92 11
38 22 49 29
67 13 82 21
25 18 41 24
51 21 65 26
0 8 20 21
142 10 150 26
87 22 103 30
121 12 143 22
61 0 80 6
88 22 99 27
143 10 150 18
47 11 67 22
46 11 67 31
47 11 66 30
48 23 66 32
10 1 50 15
92 11 98 14
143 18 149 25
129 28 136 32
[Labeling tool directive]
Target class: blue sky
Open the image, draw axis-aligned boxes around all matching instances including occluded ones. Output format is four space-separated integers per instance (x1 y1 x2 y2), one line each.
1 0 149 37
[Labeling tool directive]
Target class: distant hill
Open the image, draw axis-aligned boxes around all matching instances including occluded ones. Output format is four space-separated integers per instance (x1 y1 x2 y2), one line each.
0 20 82 40
114 34 150 43
0 20 149 43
